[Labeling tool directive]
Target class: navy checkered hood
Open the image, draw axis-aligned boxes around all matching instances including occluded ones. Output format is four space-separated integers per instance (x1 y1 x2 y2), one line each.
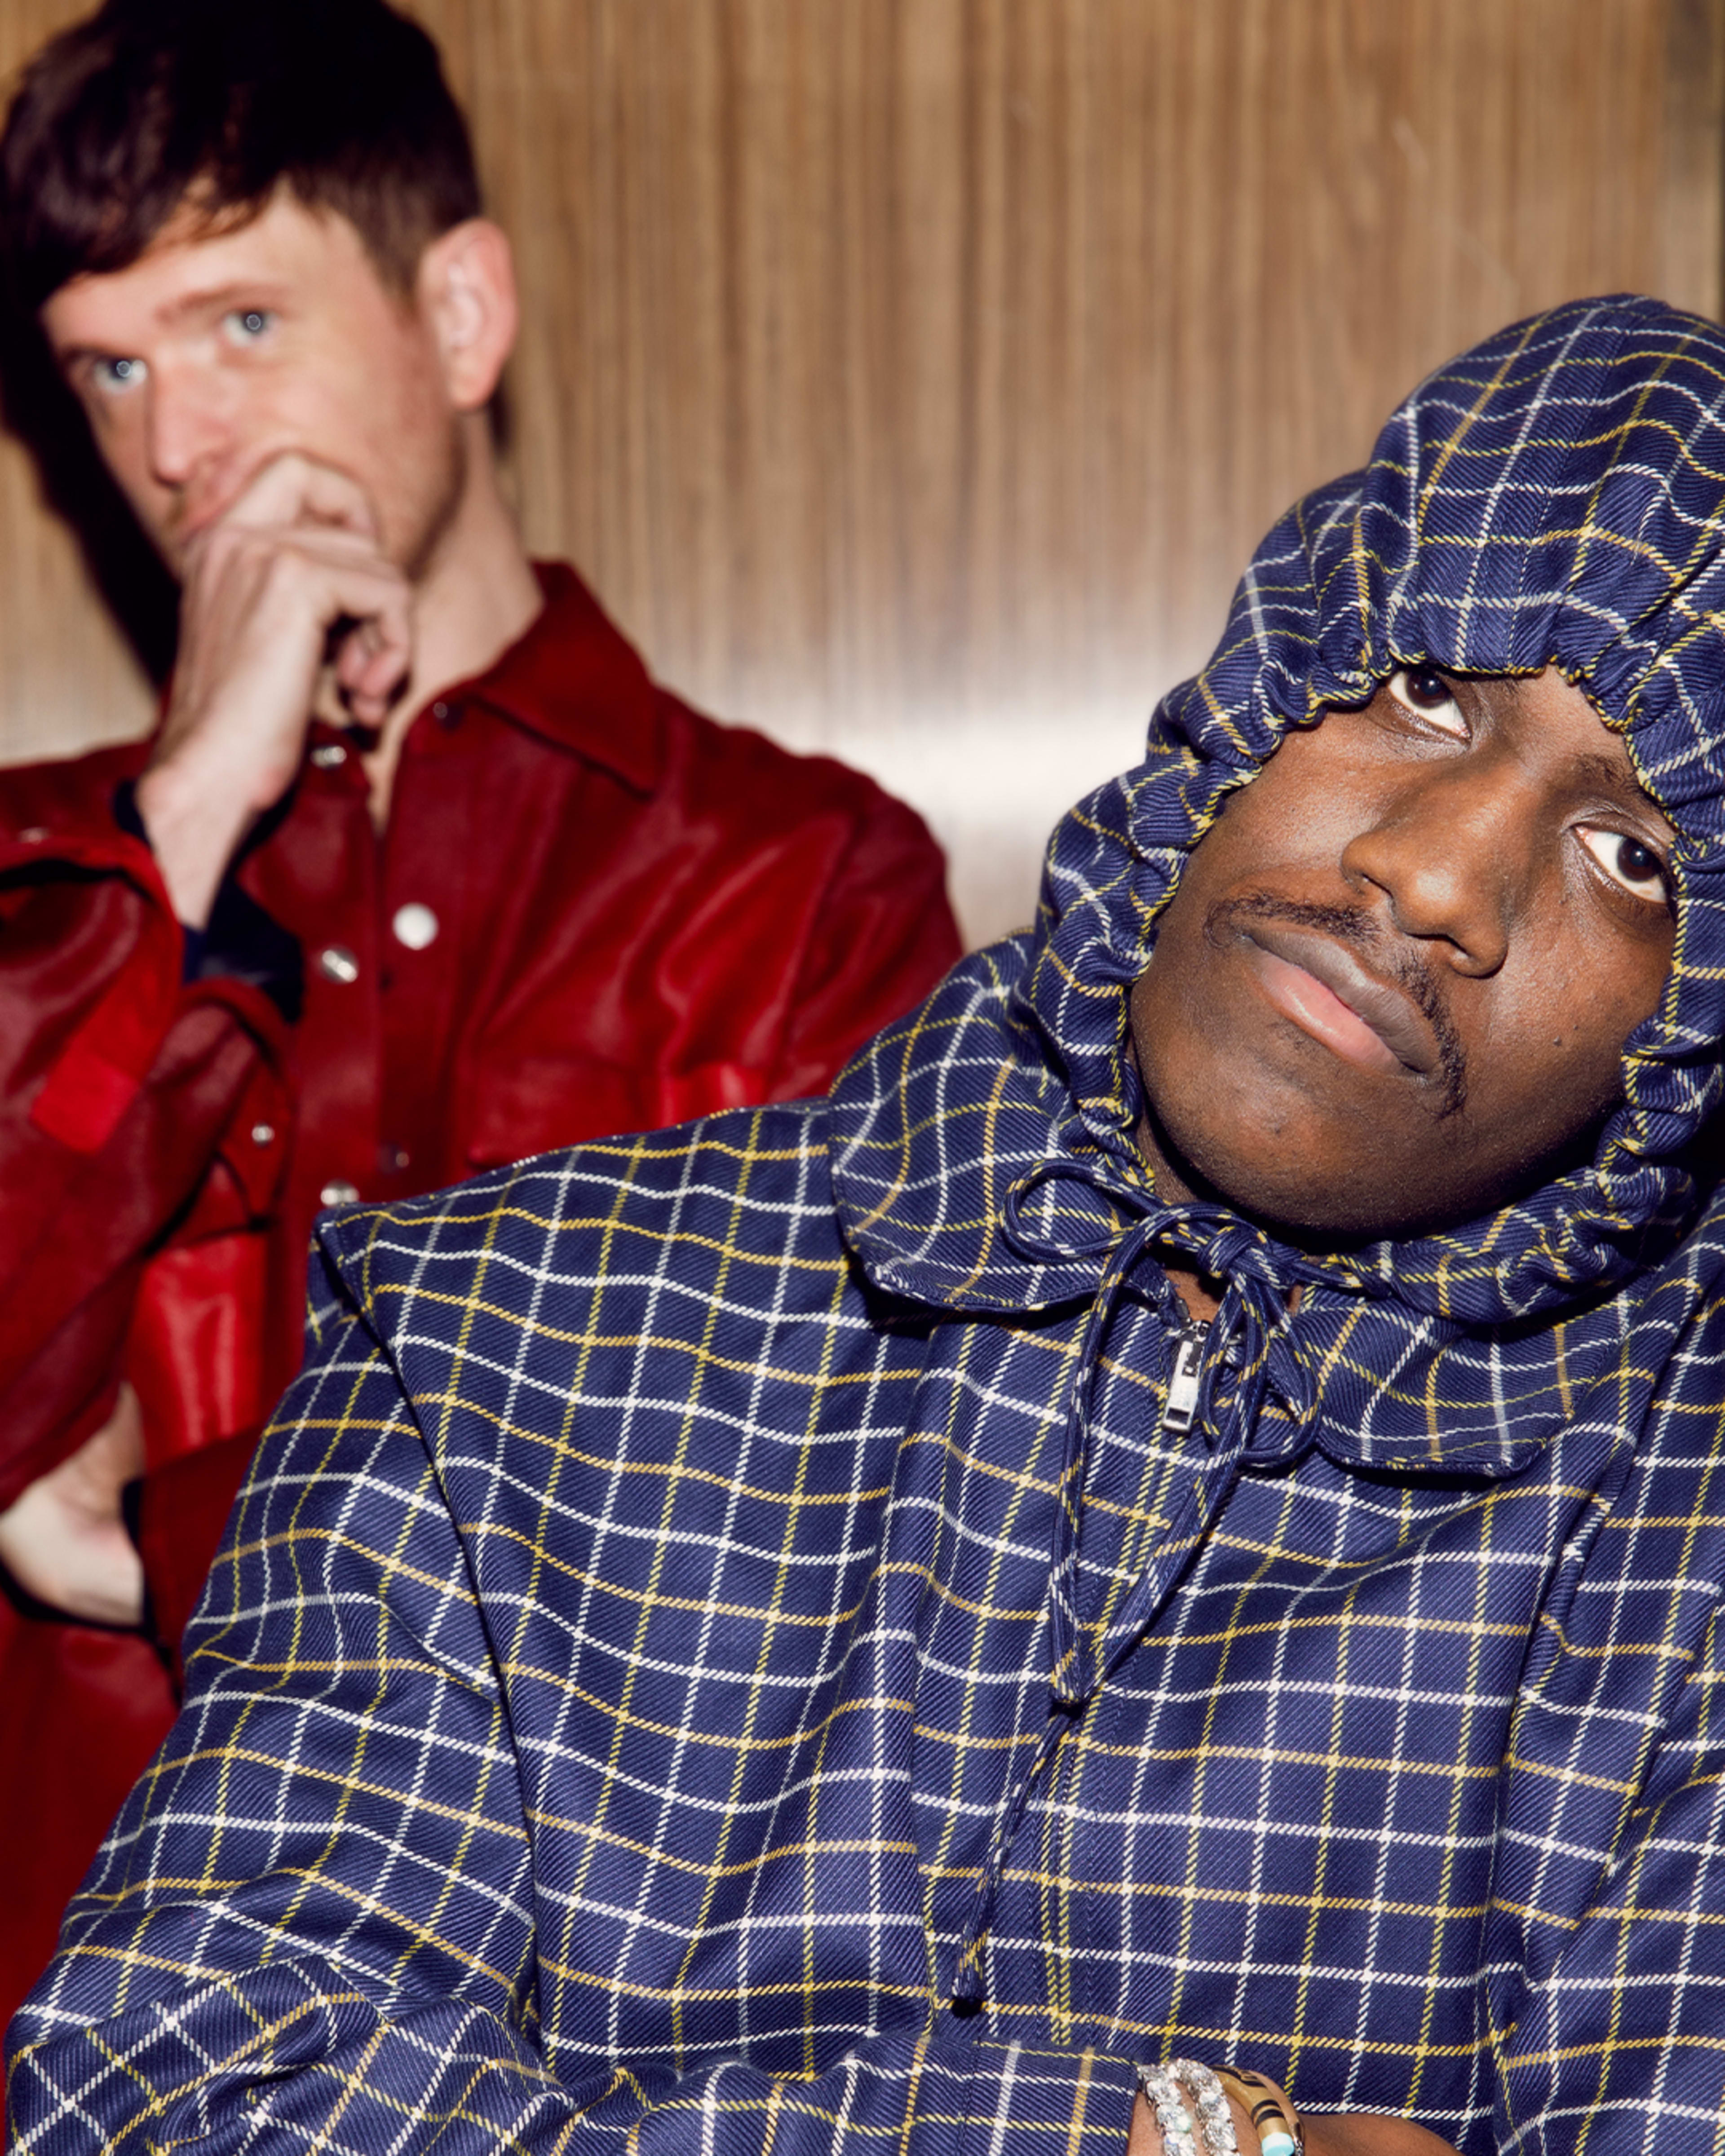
832 296 1725 1473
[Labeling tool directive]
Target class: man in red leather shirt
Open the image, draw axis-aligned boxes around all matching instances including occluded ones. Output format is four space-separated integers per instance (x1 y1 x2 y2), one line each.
0 0 960 2026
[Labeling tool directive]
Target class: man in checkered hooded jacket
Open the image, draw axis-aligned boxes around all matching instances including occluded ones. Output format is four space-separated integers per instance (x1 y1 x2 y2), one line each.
12 293 1725 2156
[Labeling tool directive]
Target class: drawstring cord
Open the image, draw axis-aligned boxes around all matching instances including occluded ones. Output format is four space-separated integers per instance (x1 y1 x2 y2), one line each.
1002 1157 1321 1701
951 1158 1322 2006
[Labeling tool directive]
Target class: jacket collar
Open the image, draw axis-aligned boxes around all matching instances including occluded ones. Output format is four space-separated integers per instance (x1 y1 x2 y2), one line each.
442 561 664 794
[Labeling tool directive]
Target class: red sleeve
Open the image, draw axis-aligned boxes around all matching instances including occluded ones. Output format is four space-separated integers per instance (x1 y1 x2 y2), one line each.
767 789 963 1102
0 814 289 1511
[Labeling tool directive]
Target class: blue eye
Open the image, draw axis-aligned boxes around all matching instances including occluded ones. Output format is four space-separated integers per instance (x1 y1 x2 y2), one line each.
222 307 275 345
91 354 146 393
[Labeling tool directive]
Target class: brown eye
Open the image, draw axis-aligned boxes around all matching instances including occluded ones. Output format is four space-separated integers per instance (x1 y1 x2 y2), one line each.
1385 668 1467 739
1577 825 1672 904
1401 669 1450 707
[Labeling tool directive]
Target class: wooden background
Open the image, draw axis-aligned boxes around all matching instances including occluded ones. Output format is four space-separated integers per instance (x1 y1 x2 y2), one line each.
0 0 1721 945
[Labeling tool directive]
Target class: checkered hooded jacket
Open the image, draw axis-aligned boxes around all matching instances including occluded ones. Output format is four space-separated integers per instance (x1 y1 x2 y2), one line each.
13 294 1725 2156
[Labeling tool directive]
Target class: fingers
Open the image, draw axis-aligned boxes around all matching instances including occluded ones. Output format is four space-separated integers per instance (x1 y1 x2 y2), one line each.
180 454 404 717
180 458 413 725
179 516 415 725
0 1492 146 1627
211 449 380 539
328 575 415 723
68 1382 145 1487
0 1388 148 1627
143 509 415 923
186 516 411 639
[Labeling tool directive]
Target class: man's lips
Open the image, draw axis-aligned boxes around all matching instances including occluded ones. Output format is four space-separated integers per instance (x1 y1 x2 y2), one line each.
1230 920 1443 1077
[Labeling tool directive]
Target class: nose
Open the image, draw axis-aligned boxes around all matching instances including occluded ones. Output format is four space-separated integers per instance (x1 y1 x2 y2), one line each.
141 357 232 495
1339 751 1532 976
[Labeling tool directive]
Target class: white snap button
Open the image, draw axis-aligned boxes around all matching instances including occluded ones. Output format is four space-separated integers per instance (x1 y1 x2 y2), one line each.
318 945 360 984
250 1122 275 1147
318 1179 360 1207
310 742 348 769
391 902 439 950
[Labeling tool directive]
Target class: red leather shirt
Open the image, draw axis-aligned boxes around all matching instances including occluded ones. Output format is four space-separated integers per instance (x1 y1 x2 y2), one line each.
0 563 960 2025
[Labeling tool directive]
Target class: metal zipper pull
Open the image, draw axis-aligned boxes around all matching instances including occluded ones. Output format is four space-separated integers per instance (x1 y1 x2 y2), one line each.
1161 1317 1210 1436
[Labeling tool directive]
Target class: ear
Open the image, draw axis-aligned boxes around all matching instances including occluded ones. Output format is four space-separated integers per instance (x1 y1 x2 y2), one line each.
417 218 518 411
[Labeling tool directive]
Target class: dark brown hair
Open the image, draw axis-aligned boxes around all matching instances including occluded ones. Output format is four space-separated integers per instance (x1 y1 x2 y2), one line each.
0 0 483 311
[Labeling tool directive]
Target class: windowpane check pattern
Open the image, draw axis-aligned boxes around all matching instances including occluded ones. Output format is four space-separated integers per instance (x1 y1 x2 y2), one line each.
17 294 1725 2156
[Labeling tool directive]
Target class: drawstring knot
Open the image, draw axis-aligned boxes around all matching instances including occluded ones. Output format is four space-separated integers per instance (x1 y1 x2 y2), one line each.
1002 1156 1320 1520
951 1155 1323 2002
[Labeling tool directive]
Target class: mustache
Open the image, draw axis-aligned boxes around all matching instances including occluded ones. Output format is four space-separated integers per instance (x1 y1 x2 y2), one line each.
1206 891 1469 1117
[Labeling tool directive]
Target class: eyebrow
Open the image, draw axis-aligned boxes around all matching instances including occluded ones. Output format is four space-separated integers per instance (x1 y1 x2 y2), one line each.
1566 747 1672 827
55 281 292 365
154 280 290 325
1482 676 1666 825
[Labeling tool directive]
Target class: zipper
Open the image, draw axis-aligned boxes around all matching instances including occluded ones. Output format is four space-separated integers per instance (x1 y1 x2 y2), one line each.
1161 1316 1210 1436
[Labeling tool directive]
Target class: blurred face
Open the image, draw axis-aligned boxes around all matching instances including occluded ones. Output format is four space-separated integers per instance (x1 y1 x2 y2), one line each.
40 190 466 576
1130 667 1678 1240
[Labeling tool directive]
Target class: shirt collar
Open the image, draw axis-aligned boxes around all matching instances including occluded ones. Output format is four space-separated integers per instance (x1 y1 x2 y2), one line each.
436 561 664 794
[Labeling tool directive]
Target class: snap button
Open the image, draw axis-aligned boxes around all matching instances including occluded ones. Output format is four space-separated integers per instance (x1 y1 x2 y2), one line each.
318 1179 361 1207
391 902 438 950
310 742 348 769
318 945 360 985
250 1122 275 1147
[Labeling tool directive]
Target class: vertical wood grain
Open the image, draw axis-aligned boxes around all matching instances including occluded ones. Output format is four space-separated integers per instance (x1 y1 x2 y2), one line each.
2 0 1721 942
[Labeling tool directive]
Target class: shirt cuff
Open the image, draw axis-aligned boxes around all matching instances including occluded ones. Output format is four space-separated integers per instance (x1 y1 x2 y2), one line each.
112 778 304 1023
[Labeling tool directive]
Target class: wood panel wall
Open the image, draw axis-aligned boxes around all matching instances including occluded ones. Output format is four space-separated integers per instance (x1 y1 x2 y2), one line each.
1 0 1721 943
